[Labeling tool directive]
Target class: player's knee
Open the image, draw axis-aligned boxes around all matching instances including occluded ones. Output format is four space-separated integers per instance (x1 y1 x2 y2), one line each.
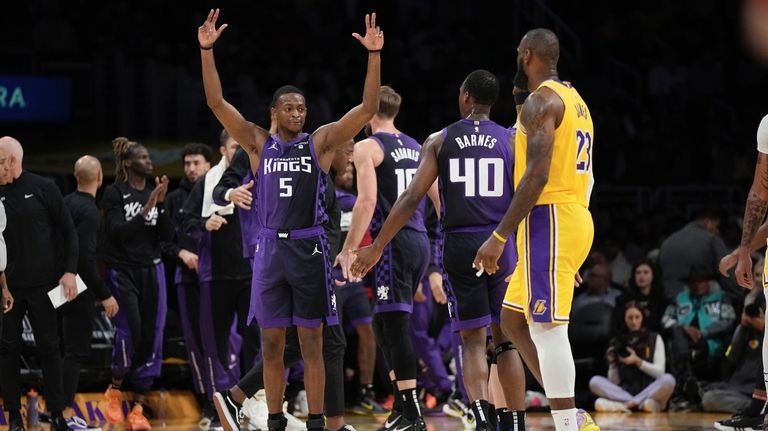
297 328 324 360
460 327 487 350
501 310 529 341
261 332 285 361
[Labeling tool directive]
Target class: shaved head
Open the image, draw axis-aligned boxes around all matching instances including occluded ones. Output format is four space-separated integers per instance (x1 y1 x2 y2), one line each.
0 136 24 180
74 155 102 185
522 28 560 65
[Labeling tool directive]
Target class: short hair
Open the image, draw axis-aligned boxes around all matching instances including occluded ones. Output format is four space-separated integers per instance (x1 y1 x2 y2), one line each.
219 129 231 147
524 28 560 64
462 70 500 106
270 85 305 107
181 142 213 163
377 86 401 119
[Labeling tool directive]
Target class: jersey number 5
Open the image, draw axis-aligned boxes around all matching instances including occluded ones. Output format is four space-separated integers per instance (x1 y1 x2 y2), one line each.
576 130 592 174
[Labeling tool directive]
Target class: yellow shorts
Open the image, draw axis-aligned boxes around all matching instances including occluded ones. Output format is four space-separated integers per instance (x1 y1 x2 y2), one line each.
502 203 594 323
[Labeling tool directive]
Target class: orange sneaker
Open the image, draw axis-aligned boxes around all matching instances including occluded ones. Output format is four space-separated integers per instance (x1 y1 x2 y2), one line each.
126 404 152 431
103 386 125 424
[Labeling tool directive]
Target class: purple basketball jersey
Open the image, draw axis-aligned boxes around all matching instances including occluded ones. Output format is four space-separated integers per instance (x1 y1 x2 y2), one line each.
256 133 328 230
369 132 426 233
437 119 514 231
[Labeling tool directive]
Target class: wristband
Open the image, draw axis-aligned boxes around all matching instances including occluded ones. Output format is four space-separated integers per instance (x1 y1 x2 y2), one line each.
200 45 213 50
368 49 382 53
492 230 507 244
224 188 233 202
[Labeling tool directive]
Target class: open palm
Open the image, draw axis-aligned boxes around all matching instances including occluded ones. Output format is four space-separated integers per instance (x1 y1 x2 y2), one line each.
352 13 384 51
198 8 228 49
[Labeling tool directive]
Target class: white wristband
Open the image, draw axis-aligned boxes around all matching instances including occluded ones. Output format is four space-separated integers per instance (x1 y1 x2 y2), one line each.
224 188 234 202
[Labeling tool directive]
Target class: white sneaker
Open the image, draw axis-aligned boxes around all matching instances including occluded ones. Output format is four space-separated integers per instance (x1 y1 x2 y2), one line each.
594 397 631 413
242 390 268 430
291 390 308 418
283 409 305 431
639 399 661 412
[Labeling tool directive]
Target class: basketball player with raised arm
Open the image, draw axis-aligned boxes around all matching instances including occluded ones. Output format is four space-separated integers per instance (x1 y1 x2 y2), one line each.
198 9 382 431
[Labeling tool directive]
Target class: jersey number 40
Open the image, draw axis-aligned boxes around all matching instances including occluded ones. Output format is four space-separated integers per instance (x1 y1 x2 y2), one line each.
449 158 504 197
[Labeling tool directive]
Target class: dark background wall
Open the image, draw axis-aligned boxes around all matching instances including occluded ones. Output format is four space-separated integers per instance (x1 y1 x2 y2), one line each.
1 0 766 250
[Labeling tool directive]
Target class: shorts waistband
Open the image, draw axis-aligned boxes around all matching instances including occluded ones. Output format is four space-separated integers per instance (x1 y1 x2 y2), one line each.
257 225 325 240
444 225 497 234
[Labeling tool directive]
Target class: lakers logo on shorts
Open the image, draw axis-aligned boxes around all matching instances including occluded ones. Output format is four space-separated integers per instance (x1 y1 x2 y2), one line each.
533 299 547 316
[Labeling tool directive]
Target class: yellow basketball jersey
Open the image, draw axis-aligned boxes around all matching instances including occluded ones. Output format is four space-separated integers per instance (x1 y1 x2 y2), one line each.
514 80 594 207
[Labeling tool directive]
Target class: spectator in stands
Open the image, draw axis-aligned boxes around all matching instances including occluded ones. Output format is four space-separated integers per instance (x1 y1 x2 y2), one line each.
572 263 623 312
659 209 735 301
698 296 765 413
614 260 667 333
589 302 676 412
663 267 736 390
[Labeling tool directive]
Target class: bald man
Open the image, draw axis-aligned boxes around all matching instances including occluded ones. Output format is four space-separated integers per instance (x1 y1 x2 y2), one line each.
59 155 118 426
0 136 78 431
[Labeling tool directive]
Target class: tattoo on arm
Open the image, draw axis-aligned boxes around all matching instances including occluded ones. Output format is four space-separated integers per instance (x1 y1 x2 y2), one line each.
741 154 768 247
495 92 555 237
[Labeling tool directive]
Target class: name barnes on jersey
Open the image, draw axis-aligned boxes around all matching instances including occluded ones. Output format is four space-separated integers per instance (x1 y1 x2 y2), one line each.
455 133 498 150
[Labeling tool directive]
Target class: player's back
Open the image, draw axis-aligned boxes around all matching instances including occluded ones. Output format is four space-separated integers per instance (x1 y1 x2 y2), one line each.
515 80 594 207
437 119 514 231
369 132 425 233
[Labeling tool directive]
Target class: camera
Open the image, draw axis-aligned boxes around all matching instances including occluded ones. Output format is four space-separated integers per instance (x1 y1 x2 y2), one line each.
611 337 632 358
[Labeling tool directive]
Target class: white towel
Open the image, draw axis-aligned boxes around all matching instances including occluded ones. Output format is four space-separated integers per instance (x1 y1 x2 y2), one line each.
202 156 235 217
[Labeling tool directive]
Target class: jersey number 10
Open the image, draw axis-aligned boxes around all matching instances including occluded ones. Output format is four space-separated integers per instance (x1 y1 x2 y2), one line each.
395 168 417 197
449 158 504 197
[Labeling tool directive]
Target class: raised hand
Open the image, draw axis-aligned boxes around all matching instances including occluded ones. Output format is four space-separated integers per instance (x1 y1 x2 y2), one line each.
198 8 229 49
155 175 170 203
352 13 384 52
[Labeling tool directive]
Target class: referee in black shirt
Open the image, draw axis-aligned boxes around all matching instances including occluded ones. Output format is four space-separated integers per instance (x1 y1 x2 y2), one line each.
60 155 120 423
0 136 78 431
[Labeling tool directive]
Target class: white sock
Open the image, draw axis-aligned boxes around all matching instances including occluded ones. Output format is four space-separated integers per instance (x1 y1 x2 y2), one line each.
551 408 578 431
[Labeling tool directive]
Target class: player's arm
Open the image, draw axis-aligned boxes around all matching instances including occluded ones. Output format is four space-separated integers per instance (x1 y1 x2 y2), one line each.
336 139 380 279
314 14 383 170
473 89 560 274
426 179 441 219
198 9 269 157
350 132 442 278
734 153 768 287
341 139 379 253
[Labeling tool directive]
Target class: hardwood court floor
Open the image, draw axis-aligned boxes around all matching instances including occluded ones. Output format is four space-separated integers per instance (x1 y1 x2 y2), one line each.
140 412 728 430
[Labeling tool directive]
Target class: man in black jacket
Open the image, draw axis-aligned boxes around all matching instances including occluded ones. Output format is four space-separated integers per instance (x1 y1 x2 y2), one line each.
160 142 215 423
0 136 78 431
60 155 120 426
